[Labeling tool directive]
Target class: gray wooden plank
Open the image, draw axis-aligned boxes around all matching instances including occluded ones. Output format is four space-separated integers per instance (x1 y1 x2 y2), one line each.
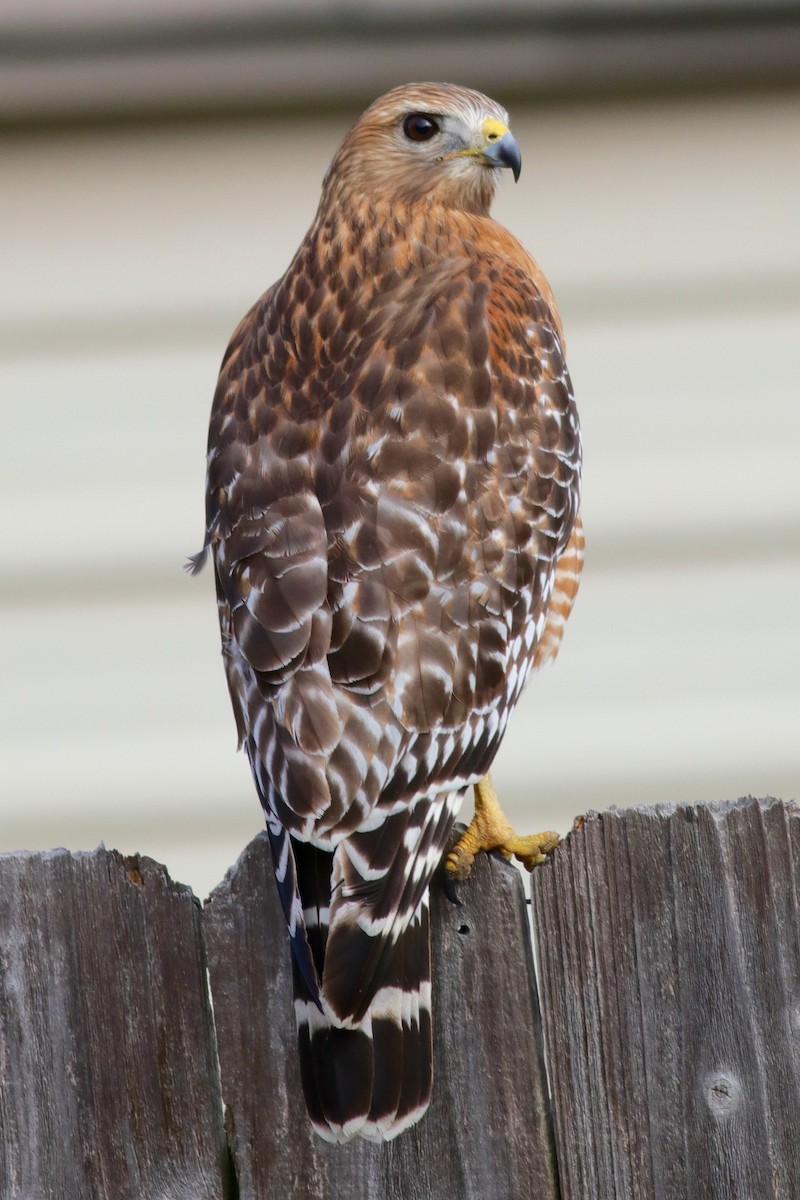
203 830 558 1200
0 847 232 1200
531 797 800 1200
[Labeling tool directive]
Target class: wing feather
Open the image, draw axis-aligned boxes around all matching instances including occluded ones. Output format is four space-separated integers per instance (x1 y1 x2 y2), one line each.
202 211 581 1122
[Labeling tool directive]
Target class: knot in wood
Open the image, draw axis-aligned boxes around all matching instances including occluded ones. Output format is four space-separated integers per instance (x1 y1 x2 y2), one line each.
704 1072 741 1118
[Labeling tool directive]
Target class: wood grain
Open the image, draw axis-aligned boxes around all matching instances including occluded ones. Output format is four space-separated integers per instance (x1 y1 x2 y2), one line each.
0 848 231 1199
530 797 800 1200
203 829 558 1200
6 799 795 1197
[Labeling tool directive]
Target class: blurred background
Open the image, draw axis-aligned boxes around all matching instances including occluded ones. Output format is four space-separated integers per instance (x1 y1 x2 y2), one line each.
2 0 799 900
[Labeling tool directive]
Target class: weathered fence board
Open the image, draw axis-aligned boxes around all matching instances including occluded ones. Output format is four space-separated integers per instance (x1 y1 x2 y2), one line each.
2 798 796 1198
0 848 231 1200
530 797 800 1200
203 829 559 1200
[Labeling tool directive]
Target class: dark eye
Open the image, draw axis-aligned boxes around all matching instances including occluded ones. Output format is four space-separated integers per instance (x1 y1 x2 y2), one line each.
403 113 440 143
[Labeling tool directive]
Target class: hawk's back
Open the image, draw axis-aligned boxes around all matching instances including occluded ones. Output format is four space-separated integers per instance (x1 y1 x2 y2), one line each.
198 86 581 1142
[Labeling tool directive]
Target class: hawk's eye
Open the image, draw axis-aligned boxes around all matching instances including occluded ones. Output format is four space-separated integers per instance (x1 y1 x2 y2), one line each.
403 113 440 143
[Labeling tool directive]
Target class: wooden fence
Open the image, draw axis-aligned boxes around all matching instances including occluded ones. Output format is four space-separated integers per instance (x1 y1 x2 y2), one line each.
1 796 798 1198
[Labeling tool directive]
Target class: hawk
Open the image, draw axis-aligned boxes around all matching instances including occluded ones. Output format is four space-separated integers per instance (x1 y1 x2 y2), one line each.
192 83 582 1142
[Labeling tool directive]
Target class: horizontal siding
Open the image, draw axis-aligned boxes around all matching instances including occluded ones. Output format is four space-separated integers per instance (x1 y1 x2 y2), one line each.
4 5 799 123
4 96 799 327
5 306 799 583
2 94 798 898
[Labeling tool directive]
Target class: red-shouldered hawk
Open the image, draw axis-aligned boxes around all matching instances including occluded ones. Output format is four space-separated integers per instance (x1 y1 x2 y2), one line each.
191 83 582 1142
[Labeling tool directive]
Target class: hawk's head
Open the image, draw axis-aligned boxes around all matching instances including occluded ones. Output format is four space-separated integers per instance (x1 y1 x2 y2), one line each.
322 83 521 215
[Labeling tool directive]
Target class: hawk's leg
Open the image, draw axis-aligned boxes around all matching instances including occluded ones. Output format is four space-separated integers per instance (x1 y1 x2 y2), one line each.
444 775 559 887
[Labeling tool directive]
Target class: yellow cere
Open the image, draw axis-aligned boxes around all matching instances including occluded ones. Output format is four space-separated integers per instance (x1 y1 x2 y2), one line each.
481 117 510 143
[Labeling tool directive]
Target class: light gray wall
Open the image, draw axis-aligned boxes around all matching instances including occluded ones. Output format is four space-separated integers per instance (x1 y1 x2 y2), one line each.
4 2 799 121
2 86 799 898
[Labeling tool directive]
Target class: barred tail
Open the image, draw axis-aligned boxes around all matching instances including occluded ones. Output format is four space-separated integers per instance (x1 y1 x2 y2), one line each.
293 899 433 1143
270 791 461 1141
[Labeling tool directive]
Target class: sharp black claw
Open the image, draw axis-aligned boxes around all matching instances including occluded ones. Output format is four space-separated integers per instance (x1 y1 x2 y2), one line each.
443 872 463 907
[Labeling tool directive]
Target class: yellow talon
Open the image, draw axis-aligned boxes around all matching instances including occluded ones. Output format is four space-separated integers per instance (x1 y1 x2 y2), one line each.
445 775 560 883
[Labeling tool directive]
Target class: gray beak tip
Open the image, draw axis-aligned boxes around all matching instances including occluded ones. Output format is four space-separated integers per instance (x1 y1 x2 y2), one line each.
485 130 522 182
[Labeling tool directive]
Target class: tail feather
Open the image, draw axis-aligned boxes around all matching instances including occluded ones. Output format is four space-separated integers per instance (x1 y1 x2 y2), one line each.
371 903 432 1140
324 791 459 1024
266 824 321 1005
292 835 334 978
274 789 461 1141
293 900 433 1142
368 1014 405 1133
295 992 376 1140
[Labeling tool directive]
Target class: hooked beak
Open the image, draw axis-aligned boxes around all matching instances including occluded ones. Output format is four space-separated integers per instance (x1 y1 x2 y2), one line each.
440 116 523 182
482 128 522 182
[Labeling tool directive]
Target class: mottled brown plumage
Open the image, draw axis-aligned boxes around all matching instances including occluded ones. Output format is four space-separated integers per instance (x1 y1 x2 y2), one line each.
194 82 582 1142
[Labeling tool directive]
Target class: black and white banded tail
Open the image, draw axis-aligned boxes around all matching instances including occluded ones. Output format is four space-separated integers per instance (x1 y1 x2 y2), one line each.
267 792 461 1141
294 891 433 1142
